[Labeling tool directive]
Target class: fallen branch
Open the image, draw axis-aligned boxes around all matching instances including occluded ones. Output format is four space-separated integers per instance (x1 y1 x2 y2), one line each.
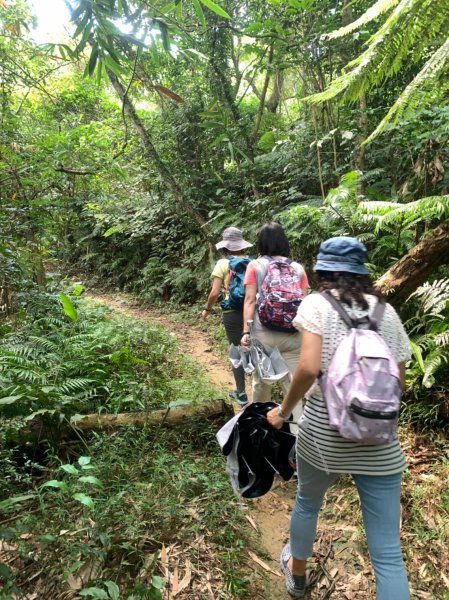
73 399 231 430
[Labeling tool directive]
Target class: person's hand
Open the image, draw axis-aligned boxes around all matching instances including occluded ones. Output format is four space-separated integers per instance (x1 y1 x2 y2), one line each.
200 309 210 320
240 333 251 347
267 406 285 430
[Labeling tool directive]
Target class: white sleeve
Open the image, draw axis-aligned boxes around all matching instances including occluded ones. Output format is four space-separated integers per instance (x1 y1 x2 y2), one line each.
293 294 324 335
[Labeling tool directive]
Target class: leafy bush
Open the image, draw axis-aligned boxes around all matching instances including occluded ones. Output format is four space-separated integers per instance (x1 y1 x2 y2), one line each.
402 278 449 424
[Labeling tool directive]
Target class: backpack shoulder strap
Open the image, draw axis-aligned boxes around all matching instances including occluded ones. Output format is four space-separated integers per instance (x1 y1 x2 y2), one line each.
369 299 386 332
320 290 357 329
255 257 271 290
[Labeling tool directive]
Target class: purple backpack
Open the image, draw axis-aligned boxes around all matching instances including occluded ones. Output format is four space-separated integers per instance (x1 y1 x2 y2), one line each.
256 257 305 333
320 291 401 445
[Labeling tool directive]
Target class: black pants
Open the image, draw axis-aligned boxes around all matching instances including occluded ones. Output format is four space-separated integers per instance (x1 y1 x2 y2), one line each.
222 310 245 393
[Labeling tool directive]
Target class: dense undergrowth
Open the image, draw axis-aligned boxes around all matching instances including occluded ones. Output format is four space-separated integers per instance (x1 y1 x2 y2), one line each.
1 0 449 597
1 426 249 599
0 292 250 599
0 289 216 448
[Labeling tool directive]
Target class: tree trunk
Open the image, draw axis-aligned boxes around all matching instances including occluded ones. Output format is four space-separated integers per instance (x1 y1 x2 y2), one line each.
107 71 211 238
354 93 368 198
266 69 284 113
250 43 274 147
21 400 231 445
375 217 449 305
74 399 230 430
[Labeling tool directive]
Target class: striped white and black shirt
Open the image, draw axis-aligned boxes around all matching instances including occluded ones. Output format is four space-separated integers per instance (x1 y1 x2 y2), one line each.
293 292 412 476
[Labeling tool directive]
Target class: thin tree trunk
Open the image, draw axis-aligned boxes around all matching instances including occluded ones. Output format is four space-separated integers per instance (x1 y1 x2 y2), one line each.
250 43 274 147
375 217 449 305
266 69 284 113
312 108 326 200
21 400 232 444
354 93 368 198
107 70 210 238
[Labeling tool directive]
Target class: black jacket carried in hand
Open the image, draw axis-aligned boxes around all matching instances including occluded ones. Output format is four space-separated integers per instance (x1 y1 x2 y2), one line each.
217 402 296 498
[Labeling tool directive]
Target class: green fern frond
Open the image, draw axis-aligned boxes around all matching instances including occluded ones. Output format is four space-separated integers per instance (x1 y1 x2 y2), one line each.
307 0 449 140
34 316 67 329
308 0 442 104
6 368 45 384
0 352 42 369
359 196 449 232
0 344 39 359
411 330 444 351
327 0 399 39
58 379 94 394
422 352 448 388
435 331 449 347
366 38 449 140
408 278 449 314
28 336 59 353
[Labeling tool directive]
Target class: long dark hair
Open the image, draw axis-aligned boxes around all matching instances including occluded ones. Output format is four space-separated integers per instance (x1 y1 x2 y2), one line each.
257 223 290 257
315 271 383 310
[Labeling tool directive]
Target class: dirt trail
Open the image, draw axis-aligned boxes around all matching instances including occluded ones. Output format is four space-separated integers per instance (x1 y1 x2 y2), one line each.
87 293 375 599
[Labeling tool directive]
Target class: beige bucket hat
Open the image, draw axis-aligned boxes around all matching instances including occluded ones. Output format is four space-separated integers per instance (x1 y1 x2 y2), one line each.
215 227 253 252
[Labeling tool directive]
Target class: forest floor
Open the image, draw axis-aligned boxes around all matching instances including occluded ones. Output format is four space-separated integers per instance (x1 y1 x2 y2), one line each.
86 292 447 600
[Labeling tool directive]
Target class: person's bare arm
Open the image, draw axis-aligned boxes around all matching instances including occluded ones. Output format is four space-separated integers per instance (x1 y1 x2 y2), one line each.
200 277 222 320
267 330 322 428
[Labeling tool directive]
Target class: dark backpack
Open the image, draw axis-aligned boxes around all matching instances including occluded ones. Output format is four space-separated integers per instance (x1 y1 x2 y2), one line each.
319 291 402 445
220 256 252 311
256 257 305 333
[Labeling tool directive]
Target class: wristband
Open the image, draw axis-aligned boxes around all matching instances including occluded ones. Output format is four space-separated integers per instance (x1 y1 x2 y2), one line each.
277 405 291 420
204 307 211 312
241 332 250 338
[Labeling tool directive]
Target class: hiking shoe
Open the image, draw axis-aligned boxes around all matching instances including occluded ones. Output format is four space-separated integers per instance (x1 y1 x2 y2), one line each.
229 391 249 406
280 543 306 598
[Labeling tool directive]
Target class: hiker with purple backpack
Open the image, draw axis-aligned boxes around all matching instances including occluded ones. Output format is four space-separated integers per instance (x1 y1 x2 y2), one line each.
267 237 411 599
241 223 309 422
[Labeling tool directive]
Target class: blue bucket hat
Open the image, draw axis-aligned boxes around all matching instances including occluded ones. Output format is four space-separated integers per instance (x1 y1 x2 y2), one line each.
314 236 369 275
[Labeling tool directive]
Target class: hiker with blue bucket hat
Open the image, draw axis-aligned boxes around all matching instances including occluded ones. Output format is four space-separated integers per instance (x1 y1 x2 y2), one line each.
267 236 412 599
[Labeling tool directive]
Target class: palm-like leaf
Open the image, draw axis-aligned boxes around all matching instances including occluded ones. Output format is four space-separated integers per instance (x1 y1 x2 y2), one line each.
435 331 449 347
327 0 400 39
308 0 449 140
368 38 449 140
406 278 449 390
359 195 449 232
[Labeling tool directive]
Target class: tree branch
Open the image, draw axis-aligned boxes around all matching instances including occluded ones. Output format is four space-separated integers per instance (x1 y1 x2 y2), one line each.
106 70 211 237
250 44 274 146
54 165 97 175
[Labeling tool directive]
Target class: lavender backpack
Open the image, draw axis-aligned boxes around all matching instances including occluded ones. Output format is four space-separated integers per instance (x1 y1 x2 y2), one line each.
319 291 402 445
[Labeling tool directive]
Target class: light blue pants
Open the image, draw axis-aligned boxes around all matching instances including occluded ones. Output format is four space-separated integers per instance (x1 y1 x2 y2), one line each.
290 457 410 600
